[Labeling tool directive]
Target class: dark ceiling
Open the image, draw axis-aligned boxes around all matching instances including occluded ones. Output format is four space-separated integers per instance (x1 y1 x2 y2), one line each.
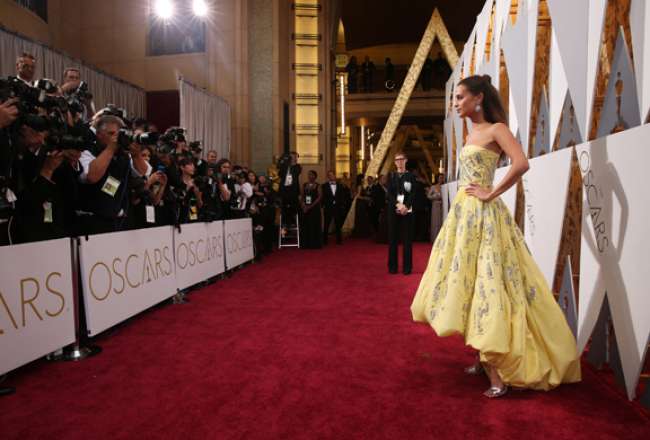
340 0 486 50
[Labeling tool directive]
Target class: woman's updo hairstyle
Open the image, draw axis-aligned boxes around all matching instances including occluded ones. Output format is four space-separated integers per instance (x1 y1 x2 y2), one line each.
458 74 507 124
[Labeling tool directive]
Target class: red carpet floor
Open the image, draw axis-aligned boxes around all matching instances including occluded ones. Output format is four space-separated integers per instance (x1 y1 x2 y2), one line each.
1 239 649 439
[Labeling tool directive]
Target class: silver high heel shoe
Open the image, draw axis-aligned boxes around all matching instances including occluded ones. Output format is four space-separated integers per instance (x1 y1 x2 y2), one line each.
483 385 509 398
463 362 484 375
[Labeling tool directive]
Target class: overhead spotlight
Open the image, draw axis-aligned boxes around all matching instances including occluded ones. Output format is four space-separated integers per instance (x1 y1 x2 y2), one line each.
154 0 175 19
193 0 209 17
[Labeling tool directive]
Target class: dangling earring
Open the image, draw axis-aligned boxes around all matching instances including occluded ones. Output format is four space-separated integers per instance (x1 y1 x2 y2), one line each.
475 104 482 113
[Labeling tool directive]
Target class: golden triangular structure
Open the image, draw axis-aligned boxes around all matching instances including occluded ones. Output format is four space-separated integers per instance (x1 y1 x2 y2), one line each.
342 8 458 233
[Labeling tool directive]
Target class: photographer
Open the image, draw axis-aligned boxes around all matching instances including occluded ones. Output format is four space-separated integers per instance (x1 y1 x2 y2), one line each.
59 68 95 122
214 158 235 219
195 162 224 221
177 157 203 223
16 53 36 86
0 98 19 245
278 151 301 228
78 114 152 234
228 169 252 219
126 145 167 229
190 141 207 176
10 115 84 244
254 174 275 254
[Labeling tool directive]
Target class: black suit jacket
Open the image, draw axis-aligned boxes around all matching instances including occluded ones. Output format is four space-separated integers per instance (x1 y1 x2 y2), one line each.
370 183 386 211
279 163 302 196
387 171 416 212
321 180 350 214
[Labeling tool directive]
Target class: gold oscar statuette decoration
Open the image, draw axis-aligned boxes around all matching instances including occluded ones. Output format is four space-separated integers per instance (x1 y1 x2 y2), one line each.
342 8 452 234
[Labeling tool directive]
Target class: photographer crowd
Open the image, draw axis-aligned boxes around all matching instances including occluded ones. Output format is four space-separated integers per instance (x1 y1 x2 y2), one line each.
0 52 374 257
0 52 284 256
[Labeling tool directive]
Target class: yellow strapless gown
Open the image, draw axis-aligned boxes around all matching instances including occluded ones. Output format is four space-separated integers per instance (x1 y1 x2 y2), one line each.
411 145 581 390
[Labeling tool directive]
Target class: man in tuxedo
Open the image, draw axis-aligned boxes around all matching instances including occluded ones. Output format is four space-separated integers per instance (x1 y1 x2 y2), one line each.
387 152 416 274
322 170 350 244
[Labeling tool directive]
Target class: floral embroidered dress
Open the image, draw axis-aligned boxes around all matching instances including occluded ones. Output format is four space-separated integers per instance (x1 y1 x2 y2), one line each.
410 145 581 390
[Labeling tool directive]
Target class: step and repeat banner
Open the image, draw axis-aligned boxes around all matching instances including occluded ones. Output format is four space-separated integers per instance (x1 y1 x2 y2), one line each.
0 239 76 376
2 219 253 374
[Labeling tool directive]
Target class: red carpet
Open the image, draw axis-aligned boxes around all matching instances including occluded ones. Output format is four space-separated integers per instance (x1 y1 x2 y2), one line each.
1 239 649 439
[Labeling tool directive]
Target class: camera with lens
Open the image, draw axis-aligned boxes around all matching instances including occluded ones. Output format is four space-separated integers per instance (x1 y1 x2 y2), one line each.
0 77 59 119
44 119 94 152
96 104 128 123
156 141 174 156
117 129 160 151
72 81 93 102
161 127 186 144
189 140 202 153
277 152 292 169
128 175 153 205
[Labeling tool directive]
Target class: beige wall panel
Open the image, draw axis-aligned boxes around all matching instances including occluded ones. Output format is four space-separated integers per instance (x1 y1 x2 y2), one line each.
114 26 147 62
107 61 147 88
144 55 205 90
81 29 116 64
114 0 148 26
80 0 114 30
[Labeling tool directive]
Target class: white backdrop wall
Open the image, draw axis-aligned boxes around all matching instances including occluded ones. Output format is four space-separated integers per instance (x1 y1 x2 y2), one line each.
0 27 146 119
444 0 650 401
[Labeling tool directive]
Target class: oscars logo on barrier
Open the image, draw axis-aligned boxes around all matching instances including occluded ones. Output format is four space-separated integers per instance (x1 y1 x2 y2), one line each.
88 246 174 302
175 235 223 270
0 273 68 334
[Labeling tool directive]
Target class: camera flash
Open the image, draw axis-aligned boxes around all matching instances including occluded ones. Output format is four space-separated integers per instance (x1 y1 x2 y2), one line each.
154 0 174 19
193 0 208 17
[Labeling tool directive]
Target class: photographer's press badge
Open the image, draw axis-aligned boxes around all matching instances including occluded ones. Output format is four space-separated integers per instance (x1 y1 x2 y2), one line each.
146 205 156 224
43 201 53 223
101 175 121 197
305 195 312 205
190 206 198 221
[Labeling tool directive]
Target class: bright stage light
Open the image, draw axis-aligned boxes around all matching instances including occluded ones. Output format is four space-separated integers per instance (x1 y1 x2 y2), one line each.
193 0 209 16
154 0 175 19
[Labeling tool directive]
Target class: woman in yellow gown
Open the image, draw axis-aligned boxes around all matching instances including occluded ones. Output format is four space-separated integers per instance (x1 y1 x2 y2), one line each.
410 75 581 398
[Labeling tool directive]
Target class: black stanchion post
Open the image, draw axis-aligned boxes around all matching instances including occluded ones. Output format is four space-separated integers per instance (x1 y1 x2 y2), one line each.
61 237 101 361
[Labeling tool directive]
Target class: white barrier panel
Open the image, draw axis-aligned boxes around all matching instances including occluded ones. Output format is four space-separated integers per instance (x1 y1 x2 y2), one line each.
0 239 76 376
522 148 573 287
493 165 517 216
174 222 225 290
79 226 176 336
224 218 254 269
448 181 459 206
441 183 450 221
576 123 650 399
